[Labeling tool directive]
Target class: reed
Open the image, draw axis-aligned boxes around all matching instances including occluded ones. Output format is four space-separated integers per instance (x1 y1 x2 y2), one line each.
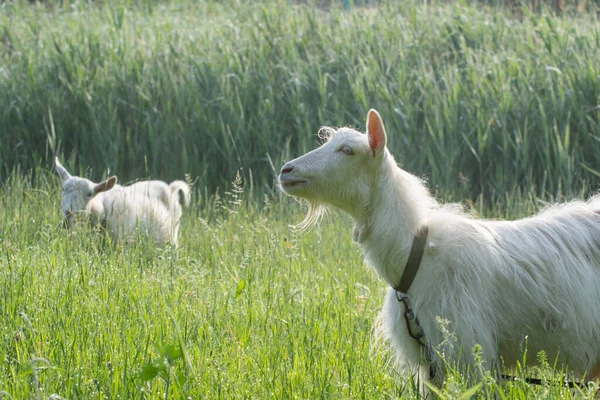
1 0 599 204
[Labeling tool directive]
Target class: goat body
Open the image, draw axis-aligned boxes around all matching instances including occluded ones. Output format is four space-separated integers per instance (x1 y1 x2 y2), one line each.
279 109 600 387
55 158 190 247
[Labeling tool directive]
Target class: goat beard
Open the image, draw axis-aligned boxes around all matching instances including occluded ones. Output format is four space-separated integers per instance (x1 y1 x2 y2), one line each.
296 200 327 233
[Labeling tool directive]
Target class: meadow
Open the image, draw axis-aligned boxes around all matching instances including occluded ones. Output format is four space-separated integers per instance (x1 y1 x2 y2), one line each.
2 0 600 398
3 173 600 399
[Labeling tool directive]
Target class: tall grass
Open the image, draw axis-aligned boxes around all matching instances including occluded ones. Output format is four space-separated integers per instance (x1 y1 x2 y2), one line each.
0 172 395 398
1 172 599 398
1 0 600 202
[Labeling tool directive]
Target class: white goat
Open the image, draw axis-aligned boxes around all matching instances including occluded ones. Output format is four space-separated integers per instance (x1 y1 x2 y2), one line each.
55 158 190 247
279 109 600 389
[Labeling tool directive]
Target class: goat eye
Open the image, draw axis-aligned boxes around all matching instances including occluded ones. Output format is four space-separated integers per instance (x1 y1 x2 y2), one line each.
87 192 93 197
341 146 354 156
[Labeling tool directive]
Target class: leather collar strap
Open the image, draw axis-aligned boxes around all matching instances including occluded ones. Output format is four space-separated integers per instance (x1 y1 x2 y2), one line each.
395 226 429 294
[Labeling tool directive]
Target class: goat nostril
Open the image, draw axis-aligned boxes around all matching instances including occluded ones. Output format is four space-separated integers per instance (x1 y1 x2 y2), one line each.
281 164 294 174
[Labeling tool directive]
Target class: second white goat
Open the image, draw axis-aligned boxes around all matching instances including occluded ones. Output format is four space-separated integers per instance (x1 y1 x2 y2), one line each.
55 157 190 247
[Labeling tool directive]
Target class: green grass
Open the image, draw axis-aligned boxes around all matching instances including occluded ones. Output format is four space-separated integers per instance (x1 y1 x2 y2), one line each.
1 0 600 201
0 173 599 399
0 173 394 398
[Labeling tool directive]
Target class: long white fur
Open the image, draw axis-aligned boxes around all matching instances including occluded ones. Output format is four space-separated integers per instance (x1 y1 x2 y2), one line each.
55 158 190 247
278 109 600 387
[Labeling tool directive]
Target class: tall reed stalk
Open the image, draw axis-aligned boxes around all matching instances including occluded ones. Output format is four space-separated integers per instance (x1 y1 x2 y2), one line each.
1 0 599 202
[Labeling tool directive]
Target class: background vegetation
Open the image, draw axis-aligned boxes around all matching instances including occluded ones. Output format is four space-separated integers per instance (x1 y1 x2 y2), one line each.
1 0 600 202
2 0 600 398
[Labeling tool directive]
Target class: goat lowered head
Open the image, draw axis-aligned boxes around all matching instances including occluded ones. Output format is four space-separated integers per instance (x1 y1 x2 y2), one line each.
55 157 117 227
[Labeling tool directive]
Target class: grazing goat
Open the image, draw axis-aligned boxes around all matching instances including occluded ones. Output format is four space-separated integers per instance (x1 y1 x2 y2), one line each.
279 109 600 389
55 158 190 247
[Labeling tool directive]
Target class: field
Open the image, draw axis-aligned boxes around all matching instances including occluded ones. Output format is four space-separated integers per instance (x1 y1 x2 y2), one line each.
3 175 600 399
2 0 600 398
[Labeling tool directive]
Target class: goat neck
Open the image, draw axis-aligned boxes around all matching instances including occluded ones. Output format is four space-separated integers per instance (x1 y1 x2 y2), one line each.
355 151 435 289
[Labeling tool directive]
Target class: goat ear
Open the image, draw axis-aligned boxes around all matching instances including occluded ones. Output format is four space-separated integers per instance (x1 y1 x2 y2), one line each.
94 176 117 194
55 157 72 181
366 109 387 157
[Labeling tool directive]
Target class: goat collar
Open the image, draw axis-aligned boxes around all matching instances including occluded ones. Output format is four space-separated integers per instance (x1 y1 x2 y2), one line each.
394 226 429 294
